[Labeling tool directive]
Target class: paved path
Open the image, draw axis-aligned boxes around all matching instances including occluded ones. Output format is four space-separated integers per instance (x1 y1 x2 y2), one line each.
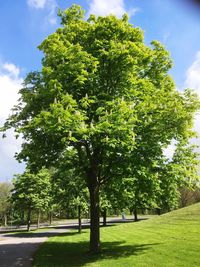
0 228 68 267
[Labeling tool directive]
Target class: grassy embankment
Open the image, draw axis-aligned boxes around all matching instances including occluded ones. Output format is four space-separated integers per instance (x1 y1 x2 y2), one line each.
33 203 200 267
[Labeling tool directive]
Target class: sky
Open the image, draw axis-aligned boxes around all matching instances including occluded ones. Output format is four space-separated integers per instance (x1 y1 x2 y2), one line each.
0 0 200 181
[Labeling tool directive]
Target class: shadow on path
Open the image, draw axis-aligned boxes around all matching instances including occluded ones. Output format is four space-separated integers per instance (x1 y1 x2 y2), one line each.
0 242 43 267
3 230 79 239
3 223 117 238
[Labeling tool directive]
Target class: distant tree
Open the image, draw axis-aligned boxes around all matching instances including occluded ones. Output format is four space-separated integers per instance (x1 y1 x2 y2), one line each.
12 168 52 231
0 182 12 226
157 143 200 213
53 154 89 233
125 170 159 221
104 168 159 221
179 187 200 207
99 189 112 226
172 143 200 186
2 5 199 253
157 163 181 213
192 188 200 203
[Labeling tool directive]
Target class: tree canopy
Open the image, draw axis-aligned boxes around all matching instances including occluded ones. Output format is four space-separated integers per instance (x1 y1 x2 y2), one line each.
0 182 12 226
12 168 52 230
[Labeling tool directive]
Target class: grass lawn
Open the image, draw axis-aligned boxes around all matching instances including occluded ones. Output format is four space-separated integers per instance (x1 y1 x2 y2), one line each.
33 203 200 267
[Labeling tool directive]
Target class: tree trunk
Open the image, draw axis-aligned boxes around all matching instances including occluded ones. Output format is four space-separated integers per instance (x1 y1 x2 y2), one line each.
134 208 138 221
156 208 161 215
129 208 133 215
78 205 82 233
21 210 25 225
89 180 100 254
27 207 31 231
103 208 107 227
4 214 7 227
37 210 40 229
116 209 119 216
49 211 53 225
66 210 70 219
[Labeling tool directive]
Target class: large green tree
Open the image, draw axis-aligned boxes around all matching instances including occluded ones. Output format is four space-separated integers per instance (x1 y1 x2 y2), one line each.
2 5 199 253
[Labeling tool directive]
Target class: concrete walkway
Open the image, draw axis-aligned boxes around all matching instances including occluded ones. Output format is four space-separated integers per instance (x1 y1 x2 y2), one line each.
0 228 68 267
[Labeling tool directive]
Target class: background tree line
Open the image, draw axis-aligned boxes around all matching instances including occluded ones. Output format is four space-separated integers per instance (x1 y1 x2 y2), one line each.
1 146 200 230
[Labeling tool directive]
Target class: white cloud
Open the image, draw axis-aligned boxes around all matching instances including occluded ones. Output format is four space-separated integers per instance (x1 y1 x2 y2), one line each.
27 0 57 25
2 63 20 79
162 32 171 44
185 51 200 95
27 0 47 9
0 66 22 120
88 0 139 17
47 0 57 25
0 63 25 181
0 132 25 180
163 139 178 160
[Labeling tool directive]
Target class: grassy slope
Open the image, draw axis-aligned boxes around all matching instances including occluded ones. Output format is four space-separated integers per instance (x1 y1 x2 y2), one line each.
33 203 200 267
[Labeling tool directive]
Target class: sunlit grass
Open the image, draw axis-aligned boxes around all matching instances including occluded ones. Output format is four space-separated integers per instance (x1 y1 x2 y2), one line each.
33 203 200 267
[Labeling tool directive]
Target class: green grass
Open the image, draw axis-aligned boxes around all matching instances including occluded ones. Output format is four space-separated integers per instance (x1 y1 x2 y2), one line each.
33 203 200 267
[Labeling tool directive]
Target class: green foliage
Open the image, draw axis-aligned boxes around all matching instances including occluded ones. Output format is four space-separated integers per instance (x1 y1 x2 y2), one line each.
51 148 89 216
172 142 200 187
158 143 200 211
0 182 12 223
12 168 52 212
53 168 89 216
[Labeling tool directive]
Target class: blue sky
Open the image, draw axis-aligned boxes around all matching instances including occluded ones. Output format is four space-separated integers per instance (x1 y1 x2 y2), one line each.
0 0 200 181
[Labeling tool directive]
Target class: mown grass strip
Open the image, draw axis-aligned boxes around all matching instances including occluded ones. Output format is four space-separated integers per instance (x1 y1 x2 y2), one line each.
33 203 200 267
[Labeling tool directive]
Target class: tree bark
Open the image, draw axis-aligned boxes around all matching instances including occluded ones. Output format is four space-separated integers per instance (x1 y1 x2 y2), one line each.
4 214 7 227
78 205 82 233
156 208 161 215
134 208 138 221
27 207 31 231
37 210 40 229
89 179 100 254
81 143 101 253
129 208 133 215
103 208 107 227
21 210 25 225
66 210 70 219
49 211 53 225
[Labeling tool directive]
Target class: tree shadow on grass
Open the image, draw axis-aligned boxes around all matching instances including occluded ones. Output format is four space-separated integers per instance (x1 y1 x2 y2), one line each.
34 240 160 267
3 224 117 238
